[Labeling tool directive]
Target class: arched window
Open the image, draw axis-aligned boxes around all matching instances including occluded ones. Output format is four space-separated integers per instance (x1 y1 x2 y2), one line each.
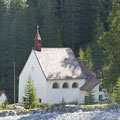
62 82 69 88
72 82 79 88
52 82 60 88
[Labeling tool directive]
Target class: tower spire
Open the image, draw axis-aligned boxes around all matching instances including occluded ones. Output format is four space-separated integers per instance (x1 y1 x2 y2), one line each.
34 25 41 51
37 25 39 33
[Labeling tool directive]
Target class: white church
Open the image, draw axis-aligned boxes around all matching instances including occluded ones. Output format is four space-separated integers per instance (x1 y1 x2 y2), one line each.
18 28 106 104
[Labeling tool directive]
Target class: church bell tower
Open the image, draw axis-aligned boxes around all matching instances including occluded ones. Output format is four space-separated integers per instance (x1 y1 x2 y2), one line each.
34 26 41 51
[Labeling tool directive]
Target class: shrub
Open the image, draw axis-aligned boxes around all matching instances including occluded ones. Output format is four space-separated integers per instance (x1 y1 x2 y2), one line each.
0 101 2 110
4 99 9 108
37 103 51 109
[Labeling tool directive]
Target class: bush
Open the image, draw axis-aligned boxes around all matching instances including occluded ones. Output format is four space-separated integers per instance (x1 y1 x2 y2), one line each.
32 101 40 108
37 103 51 109
4 99 9 108
79 104 109 109
0 101 2 110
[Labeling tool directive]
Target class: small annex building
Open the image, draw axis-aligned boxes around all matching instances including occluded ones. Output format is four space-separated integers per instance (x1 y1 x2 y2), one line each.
0 90 8 104
18 28 106 104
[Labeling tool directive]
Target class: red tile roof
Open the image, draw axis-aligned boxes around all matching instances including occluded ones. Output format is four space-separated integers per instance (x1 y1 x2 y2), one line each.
77 59 100 90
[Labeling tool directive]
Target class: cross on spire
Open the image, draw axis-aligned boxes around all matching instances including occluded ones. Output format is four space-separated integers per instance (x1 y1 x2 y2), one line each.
37 25 39 32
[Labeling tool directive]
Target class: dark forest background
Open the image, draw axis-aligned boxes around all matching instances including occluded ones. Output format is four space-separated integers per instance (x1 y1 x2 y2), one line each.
0 0 119 103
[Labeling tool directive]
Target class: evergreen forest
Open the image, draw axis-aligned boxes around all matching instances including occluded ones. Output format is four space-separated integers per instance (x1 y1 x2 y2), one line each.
0 0 119 103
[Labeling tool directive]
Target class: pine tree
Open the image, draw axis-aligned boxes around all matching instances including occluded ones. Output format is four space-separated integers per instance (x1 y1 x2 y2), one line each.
112 77 120 104
79 45 93 72
0 0 26 102
79 48 85 61
56 29 63 47
0 0 7 90
99 0 120 91
24 74 38 108
85 85 95 105
64 0 80 51
41 0 62 47
0 0 113 103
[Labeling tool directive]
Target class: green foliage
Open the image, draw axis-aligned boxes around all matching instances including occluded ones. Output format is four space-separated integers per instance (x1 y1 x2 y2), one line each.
79 48 85 61
98 0 120 91
24 74 38 109
37 103 51 109
56 29 63 47
85 85 95 105
0 0 112 103
41 0 62 47
0 101 2 110
84 46 93 71
4 99 9 107
79 42 104 77
79 47 93 71
111 77 120 104
79 104 109 109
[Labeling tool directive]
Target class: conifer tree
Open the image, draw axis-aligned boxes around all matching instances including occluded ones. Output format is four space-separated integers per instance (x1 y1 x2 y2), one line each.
56 29 63 47
112 77 120 104
41 0 62 47
85 85 95 105
79 48 85 61
24 74 38 108
0 0 113 103
79 45 93 72
99 0 120 91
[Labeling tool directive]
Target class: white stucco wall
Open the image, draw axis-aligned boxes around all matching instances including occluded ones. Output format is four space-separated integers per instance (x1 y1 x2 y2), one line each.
0 93 7 103
81 83 107 103
18 50 47 103
18 50 106 105
46 79 86 104
93 84 107 102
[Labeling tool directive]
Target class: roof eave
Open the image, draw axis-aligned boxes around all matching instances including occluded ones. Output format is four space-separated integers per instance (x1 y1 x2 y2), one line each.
80 81 100 91
47 78 86 81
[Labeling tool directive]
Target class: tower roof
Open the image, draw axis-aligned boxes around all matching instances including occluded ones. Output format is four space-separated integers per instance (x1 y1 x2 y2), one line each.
34 26 41 41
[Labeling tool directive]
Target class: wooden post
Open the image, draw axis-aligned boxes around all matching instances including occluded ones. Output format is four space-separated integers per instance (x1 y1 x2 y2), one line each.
14 62 16 104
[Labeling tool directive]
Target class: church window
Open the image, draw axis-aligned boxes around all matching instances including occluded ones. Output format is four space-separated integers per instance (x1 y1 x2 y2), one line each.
62 82 69 88
52 82 60 88
72 82 79 88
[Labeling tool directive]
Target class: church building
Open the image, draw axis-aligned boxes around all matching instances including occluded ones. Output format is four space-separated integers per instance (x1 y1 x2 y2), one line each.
18 27 106 104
